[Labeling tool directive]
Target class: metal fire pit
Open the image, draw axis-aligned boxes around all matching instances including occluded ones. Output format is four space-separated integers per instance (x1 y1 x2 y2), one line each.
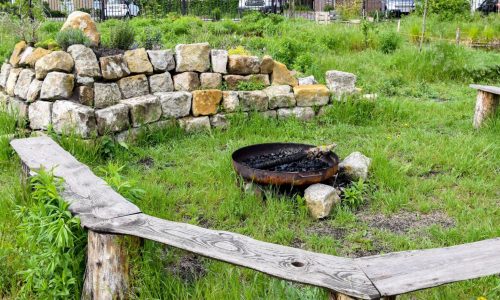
232 143 339 186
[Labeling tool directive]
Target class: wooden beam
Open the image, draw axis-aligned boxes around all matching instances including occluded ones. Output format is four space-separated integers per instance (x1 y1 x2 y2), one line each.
472 90 499 128
355 238 500 297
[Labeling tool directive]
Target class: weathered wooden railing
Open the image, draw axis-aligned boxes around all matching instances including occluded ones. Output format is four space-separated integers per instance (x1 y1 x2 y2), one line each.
10 137 500 300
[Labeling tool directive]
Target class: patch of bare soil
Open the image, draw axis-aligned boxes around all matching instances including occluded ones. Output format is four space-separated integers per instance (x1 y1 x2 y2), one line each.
357 210 455 234
138 156 154 168
305 222 348 240
166 253 207 283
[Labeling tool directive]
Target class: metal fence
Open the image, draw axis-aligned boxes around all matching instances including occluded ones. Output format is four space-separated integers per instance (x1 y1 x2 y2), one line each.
10 0 500 21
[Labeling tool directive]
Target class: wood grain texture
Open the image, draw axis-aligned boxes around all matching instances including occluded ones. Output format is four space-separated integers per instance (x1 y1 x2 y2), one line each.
356 238 500 296
89 213 381 300
10 137 141 227
472 90 499 128
470 84 500 95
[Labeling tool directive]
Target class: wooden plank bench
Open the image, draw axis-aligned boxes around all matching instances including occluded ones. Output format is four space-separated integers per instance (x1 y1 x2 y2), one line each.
10 136 500 300
470 84 499 128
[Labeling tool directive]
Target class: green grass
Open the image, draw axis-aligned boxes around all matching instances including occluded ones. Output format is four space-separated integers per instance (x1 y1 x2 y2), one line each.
0 13 499 300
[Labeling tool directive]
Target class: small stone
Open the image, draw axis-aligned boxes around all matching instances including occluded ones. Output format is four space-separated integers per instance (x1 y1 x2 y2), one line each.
264 85 295 109
325 70 357 96
76 76 94 86
78 86 94 106
155 91 192 118
94 82 121 108
277 107 315 121
223 74 246 90
5 68 22 96
149 73 174 93
0 63 12 89
100 55 130 80
28 101 52 130
124 48 153 74
260 110 277 119
26 79 43 102
192 89 222 116
271 61 298 86
61 11 100 46
222 91 239 112
178 116 211 132
52 100 96 138
175 43 211 72
304 183 339 219
40 72 74 100
260 55 274 74
294 84 330 107
35 51 74 79
211 49 228 74
298 75 317 85
238 91 268 112
363 93 378 100
121 95 162 127
118 74 149 99
147 49 175 72
18 47 34 66
200 73 222 89
67 44 101 78
173 72 200 91
227 55 261 75
8 98 29 118
95 103 130 135
24 48 51 68
14 69 35 100
9 41 27 67
209 113 228 128
339 152 372 181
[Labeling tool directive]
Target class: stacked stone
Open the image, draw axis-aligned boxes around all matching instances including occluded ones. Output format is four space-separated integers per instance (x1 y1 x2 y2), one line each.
0 40 358 139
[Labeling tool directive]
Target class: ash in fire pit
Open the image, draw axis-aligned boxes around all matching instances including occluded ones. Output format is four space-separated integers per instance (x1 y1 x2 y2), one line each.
243 149 330 172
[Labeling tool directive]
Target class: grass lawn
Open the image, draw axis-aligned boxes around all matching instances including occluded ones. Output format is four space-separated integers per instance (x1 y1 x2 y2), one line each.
0 12 499 300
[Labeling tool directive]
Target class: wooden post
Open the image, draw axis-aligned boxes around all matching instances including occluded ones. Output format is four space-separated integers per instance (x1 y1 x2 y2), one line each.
397 19 401 33
473 91 499 128
455 27 460 46
419 0 428 52
82 231 132 300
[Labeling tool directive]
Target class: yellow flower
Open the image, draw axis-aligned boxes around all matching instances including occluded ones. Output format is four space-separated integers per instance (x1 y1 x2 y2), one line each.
477 296 487 300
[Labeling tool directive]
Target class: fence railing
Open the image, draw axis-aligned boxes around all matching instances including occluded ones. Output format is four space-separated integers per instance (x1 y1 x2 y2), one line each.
10 136 500 300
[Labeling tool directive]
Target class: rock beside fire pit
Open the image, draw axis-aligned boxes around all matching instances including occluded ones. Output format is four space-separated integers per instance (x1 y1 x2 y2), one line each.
304 183 340 219
339 152 371 181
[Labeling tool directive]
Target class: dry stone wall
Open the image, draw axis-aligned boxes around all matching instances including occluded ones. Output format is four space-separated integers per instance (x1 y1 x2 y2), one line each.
0 41 358 139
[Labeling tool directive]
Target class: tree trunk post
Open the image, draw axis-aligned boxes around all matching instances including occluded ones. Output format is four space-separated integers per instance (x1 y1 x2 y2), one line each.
473 91 499 128
82 231 133 300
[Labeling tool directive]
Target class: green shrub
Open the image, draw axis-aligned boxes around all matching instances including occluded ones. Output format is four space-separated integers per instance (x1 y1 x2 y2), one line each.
140 26 162 50
341 179 368 211
34 38 61 50
108 21 135 50
212 8 221 21
379 31 401 54
426 0 470 20
55 28 91 50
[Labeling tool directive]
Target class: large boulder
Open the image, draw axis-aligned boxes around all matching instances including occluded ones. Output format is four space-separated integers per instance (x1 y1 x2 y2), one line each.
67 44 101 78
155 91 192 118
24 48 52 68
339 152 371 181
173 72 200 91
0 63 12 89
222 91 239 112
271 61 297 86
260 55 274 74
192 89 222 116
61 11 100 46
304 184 340 219
35 51 74 79
94 82 121 109
40 72 74 100
100 55 130 80
149 73 174 93
28 101 53 130
124 48 153 74
9 41 27 67
178 116 211 132
175 43 211 72
52 100 96 138
264 85 295 109
118 74 149 99
238 91 268 112
95 103 130 135
14 69 35 100
26 79 43 102
147 50 175 72
294 84 330 107
210 49 228 74
200 73 222 89
227 55 260 75
325 70 357 96
5 68 22 96
121 95 162 127
277 107 315 121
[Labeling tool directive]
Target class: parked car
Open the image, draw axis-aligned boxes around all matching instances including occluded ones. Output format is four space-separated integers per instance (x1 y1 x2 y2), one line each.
477 0 499 13
383 0 415 17
93 0 140 18
238 0 283 14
